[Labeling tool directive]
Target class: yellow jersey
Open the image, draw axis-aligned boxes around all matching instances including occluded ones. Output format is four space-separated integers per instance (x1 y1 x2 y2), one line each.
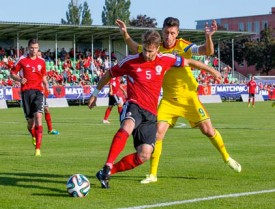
138 38 198 98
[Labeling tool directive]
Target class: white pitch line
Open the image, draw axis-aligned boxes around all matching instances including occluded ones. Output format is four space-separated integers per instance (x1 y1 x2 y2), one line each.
117 189 275 209
174 123 187 128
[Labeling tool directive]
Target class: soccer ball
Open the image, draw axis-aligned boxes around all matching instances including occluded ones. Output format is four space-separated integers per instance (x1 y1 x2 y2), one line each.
66 174 90 197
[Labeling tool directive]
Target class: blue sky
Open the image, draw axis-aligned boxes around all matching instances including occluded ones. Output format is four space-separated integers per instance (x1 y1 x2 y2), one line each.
0 0 274 29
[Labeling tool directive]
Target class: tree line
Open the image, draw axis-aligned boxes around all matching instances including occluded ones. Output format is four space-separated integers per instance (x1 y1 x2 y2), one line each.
62 0 274 75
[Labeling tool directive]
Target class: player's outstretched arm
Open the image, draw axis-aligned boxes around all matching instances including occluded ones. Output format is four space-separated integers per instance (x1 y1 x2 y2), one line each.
88 71 112 109
184 58 222 83
116 19 139 54
198 20 217 56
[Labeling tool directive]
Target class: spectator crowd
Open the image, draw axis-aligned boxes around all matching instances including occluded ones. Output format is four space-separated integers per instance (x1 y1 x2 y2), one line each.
0 46 117 87
0 46 274 90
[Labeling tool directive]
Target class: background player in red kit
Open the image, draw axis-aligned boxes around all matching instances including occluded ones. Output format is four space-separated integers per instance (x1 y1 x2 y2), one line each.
37 50 60 135
10 39 49 157
103 76 126 124
247 76 257 108
88 30 221 189
43 89 60 135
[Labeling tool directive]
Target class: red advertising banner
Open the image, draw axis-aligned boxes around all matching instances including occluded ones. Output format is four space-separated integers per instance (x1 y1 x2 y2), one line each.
198 85 211 95
53 86 66 98
12 88 21 100
268 89 275 100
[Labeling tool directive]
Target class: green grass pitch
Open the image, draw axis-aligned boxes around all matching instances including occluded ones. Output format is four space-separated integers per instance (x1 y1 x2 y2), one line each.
0 101 274 209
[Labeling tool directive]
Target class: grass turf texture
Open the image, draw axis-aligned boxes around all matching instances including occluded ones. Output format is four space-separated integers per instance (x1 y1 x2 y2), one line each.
0 102 274 209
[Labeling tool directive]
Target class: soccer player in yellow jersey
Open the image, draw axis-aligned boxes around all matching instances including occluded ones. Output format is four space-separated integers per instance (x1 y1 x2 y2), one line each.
116 17 241 184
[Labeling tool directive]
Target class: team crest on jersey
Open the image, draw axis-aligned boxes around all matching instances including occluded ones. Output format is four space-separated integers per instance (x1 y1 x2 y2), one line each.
156 65 162 75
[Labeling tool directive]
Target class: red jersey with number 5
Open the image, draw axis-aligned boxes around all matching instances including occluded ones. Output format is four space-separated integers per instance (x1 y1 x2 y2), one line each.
110 53 184 115
11 55 46 92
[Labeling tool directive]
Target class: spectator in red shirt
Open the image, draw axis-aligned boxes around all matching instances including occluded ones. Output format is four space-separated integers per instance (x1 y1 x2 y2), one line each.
69 74 77 84
6 76 13 86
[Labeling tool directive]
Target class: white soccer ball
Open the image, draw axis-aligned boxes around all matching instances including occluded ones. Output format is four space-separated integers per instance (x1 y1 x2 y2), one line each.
66 174 90 197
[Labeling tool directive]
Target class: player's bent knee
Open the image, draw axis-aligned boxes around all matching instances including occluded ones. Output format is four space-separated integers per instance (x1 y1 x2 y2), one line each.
138 153 151 162
137 145 154 162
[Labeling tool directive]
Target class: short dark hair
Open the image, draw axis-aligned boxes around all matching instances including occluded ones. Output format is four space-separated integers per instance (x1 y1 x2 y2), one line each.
163 17 180 29
28 38 39 46
142 30 161 47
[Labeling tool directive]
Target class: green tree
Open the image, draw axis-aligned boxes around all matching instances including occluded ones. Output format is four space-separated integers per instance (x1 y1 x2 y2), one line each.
218 27 275 75
244 27 274 75
129 15 157 27
102 0 131 26
81 1 92 25
272 39 275 67
61 0 92 25
217 39 246 67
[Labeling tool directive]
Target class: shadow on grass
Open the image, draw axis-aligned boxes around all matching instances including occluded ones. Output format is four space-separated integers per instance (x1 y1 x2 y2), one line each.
94 174 218 183
0 172 95 197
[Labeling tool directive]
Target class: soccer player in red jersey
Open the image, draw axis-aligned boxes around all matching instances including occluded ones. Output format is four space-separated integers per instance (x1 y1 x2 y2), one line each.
247 76 257 107
88 30 221 188
102 77 126 124
10 39 49 157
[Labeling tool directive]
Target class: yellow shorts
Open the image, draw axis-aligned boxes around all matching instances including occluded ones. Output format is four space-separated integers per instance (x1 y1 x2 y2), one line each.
157 94 210 128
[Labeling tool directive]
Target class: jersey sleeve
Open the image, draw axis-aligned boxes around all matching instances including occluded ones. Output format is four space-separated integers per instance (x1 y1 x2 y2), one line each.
174 55 185 67
41 61 47 76
10 60 22 75
109 63 126 78
162 54 185 69
178 38 196 58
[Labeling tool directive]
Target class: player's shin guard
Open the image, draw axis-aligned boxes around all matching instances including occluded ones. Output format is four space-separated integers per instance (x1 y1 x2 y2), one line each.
209 129 229 162
35 125 43 149
150 139 163 176
111 152 143 174
105 128 129 167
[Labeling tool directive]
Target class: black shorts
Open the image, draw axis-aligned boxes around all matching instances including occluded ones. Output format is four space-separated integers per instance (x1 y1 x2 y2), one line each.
249 93 255 98
108 94 123 106
21 90 44 120
120 102 157 149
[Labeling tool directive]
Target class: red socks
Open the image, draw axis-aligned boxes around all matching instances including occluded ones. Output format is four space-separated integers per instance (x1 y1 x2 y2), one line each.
28 127 35 137
35 125 43 149
111 153 143 175
45 112 52 131
104 107 112 120
118 106 122 113
106 128 129 166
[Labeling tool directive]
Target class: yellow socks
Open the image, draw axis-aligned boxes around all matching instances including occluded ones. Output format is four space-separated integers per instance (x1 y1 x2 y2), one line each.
209 129 229 162
150 140 163 176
